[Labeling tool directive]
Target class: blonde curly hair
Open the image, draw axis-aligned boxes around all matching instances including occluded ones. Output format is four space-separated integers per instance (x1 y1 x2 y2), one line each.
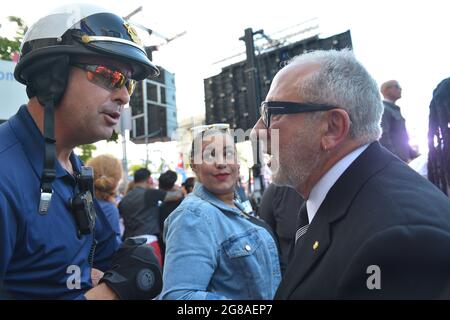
86 154 123 202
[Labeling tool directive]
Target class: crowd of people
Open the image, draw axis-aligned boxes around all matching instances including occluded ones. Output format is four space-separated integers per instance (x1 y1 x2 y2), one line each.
1 3 450 300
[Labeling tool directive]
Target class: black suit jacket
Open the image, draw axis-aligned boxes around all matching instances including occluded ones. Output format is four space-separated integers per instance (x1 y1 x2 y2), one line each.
275 142 450 299
379 101 417 162
259 184 304 274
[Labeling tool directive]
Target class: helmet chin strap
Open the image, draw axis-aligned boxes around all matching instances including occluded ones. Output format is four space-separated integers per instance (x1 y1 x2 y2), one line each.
39 98 56 214
26 55 70 214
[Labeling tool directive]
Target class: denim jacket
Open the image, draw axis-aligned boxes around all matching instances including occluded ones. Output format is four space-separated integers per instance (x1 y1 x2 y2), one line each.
160 183 281 300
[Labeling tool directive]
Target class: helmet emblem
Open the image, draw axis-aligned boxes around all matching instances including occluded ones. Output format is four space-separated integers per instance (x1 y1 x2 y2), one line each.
124 22 142 46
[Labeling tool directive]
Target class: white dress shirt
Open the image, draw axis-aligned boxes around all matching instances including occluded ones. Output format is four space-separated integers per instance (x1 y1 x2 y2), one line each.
306 144 369 223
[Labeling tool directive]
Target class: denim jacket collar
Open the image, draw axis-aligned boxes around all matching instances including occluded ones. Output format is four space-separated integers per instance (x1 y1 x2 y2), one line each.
192 182 243 217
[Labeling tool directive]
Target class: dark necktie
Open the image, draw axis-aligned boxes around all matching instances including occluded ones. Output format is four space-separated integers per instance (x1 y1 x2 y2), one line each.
295 203 309 246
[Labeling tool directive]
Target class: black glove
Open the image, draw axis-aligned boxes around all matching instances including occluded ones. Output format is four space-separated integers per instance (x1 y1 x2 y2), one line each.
100 238 162 300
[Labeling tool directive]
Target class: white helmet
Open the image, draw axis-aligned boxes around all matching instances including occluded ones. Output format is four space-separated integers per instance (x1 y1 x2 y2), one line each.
15 3 158 85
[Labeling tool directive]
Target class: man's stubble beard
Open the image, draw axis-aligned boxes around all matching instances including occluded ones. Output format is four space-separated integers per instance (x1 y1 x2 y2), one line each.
271 125 323 191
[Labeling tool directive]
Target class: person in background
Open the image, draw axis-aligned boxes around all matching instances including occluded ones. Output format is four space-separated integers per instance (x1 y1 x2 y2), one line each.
124 180 136 195
181 177 196 195
379 80 418 162
158 170 184 262
86 154 123 243
119 168 183 266
259 183 304 274
160 126 281 300
427 77 450 196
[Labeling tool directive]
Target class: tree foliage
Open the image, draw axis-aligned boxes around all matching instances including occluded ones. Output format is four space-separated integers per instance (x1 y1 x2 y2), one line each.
107 130 119 143
79 144 97 163
0 16 27 61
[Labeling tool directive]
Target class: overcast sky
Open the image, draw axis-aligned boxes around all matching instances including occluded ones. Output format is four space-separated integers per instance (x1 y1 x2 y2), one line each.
2 0 449 154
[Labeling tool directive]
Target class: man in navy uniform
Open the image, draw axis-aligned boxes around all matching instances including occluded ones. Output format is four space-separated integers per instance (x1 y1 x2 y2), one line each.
0 4 161 299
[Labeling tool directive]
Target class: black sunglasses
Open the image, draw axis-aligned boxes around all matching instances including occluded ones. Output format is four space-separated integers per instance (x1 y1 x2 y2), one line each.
260 101 338 128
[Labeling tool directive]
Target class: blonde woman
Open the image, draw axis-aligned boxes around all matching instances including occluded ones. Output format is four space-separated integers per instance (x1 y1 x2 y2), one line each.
86 154 123 242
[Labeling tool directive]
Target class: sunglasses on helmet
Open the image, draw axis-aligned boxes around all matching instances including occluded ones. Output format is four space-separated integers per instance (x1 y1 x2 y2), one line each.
71 63 136 95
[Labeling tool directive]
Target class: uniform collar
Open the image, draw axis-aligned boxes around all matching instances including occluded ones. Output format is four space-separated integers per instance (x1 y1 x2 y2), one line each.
9 105 82 179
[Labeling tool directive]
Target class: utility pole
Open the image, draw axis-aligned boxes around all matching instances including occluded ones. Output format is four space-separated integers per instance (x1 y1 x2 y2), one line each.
240 28 265 206
123 6 142 20
119 107 133 178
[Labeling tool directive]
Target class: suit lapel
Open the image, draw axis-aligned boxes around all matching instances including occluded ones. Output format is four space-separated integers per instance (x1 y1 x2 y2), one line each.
276 142 397 299
276 209 331 299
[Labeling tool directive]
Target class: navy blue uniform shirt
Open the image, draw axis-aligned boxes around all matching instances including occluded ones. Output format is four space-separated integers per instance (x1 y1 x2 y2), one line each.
0 105 120 299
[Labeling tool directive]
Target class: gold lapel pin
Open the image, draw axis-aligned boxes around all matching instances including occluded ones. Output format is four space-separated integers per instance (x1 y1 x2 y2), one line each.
313 241 319 250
